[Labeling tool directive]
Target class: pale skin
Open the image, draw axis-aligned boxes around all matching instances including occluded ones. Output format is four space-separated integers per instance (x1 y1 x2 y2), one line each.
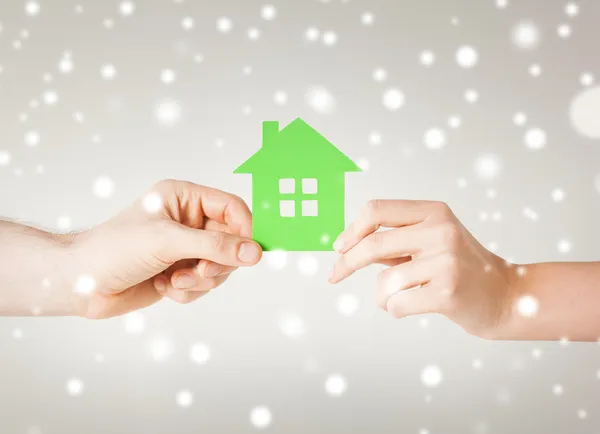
1 183 598 341
329 199 600 342
0 180 262 319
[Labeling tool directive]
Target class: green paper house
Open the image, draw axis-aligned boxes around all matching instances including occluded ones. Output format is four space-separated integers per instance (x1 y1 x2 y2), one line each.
234 118 361 251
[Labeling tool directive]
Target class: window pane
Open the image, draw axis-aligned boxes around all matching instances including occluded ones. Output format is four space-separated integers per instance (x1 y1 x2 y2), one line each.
302 200 318 216
279 178 295 194
302 178 318 194
280 200 295 217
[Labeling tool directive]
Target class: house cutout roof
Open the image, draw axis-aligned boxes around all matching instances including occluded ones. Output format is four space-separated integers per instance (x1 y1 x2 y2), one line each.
234 118 361 176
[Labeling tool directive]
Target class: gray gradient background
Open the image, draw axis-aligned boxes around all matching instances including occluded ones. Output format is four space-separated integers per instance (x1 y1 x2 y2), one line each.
1 0 599 433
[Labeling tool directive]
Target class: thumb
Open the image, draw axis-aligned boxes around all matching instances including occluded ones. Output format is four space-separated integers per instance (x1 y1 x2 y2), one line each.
160 222 263 267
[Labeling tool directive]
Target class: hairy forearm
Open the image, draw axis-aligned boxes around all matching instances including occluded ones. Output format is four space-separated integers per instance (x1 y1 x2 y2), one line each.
0 220 83 316
497 262 600 342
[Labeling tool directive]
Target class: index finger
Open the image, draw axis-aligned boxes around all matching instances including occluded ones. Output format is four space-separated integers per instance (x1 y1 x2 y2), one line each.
334 200 437 254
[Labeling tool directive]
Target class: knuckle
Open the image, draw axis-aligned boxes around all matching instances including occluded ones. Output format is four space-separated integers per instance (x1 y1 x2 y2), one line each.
432 201 453 219
207 231 227 253
364 199 383 219
437 222 460 250
364 232 384 253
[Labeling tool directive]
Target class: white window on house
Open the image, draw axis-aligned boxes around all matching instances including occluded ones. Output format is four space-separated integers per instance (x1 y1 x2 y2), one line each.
279 178 295 194
280 200 295 217
302 178 318 194
302 200 318 217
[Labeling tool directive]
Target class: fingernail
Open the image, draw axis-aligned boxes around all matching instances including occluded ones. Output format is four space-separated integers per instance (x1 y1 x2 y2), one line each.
154 277 167 293
238 242 261 263
174 273 196 289
205 263 222 278
333 238 344 253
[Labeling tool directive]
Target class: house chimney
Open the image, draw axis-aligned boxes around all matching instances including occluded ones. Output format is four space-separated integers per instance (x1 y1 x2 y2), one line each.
262 121 279 148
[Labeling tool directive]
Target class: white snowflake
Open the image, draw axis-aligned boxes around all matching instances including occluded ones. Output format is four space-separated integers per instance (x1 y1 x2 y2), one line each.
368 131 382 145
569 87 600 138
24 131 40 147
557 239 572 254
57 216 72 230
261 5 277 21
124 312 145 334
150 338 173 362
529 64 542 77
322 31 338 46
456 45 478 68
464 89 479 103
513 112 527 126
247 28 260 40
119 1 135 17
580 72 594 87
101 64 117 80
217 17 233 33
551 188 566 202
181 16 194 30
74 275 96 295
361 12 375 25
474 154 502 180
176 390 194 408
0 151 11 167
421 365 443 388
325 374 347 396
58 57 74 74
154 100 182 126
305 27 320 42
420 50 435 67
250 406 272 429
160 69 176 84
557 24 572 38
552 384 564 396
306 86 336 114
190 342 212 364
448 116 462 129
372 67 387 82
93 176 115 198
297 254 319 276
336 294 360 316
266 250 287 270
25 1 41 16
66 378 84 396
524 127 547 150
565 2 580 17
511 21 541 50
273 90 288 106
382 88 405 111
278 313 305 338
423 128 446 150
516 295 539 317
43 90 59 105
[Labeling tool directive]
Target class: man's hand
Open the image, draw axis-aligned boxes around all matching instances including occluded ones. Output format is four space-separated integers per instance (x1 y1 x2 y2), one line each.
71 180 262 319
0 180 262 319
329 200 514 339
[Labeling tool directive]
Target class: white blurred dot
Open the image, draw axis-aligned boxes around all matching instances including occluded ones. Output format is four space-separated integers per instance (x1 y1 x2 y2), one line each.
474 154 501 180
119 1 135 16
74 275 96 295
464 89 478 103
325 374 347 396
557 24 572 38
261 5 277 20
150 338 173 362
357 158 370 171
472 359 483 369
57 216 72 230
496 0 509 8
278 313 305 338
522 207 539 222
565 2 579 17
306 86 336 114
337 294 360 316
448 116 462 128
529 64 542 77
368 131 382 145
273 90 288 106
560 336 570 346
418 318 430 328
532 348 543 359
421 365 443 388
176 390 194 408
250 406 272 429
155 100 182 126
58 57 74 74
372 67 387 82
516 295 539 317
361 12 375 25
492 211 502 221
551 188 566 202
24 131 40 147
305 27 320 42
570 87 600 138
93 176 115 198
580 72 594 87
43 90 59 105
124 312 145 334
552 384 564 396
456 45 478 68
143 192 163 213
103 18 115 29
94 353 105 363
524 127 547 150
66 378 84 396
382 87 405 111
420 50 435 67
297 254 319 276
217 17 233 33
557 239 572 254
266 250 287 270
577 409 587 419
457 177 468 188
0 151 11 167
486 188 497 199
247 27 260 40
190 342 211 364
423 128 446 150
194 53 204 63
160 69 176 84
101 64 117 80
12 328 23 339
25 1 41 16
322 31 338 46
512 21 541 50
181 16 194 30
513 112 527 126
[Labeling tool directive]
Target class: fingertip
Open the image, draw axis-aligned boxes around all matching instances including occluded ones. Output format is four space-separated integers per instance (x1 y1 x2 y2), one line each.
237 240 262 265
154 275 168 295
